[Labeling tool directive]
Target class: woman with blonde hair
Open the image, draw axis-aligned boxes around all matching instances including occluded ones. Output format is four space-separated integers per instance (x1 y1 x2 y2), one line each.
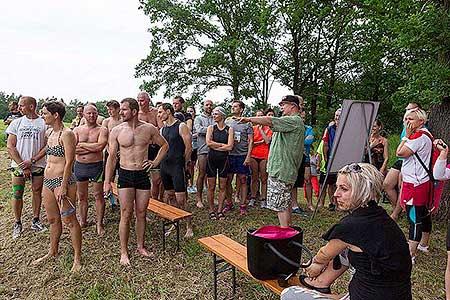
396 107 435 262
282 163 411 300
32 101 82 272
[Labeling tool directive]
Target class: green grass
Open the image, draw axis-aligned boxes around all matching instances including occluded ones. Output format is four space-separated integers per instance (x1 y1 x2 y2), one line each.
0 133 447 299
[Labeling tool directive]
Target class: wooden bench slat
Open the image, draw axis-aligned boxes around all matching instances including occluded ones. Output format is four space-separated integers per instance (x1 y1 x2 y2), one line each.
148 199 192 218
148 204 183 221
199 234 342 299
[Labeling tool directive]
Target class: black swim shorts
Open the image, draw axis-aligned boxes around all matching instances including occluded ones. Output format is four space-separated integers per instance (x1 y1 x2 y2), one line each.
118 168 151 190
74 161 104 183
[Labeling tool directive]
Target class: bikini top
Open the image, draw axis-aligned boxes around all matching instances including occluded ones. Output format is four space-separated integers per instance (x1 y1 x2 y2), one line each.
46 130 65 157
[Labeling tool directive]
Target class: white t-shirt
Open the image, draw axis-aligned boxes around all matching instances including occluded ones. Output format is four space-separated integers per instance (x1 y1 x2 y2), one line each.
401 129 432 186
5 116 47 169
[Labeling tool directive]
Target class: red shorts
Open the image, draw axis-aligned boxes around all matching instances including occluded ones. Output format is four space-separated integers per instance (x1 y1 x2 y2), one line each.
401 180 443 213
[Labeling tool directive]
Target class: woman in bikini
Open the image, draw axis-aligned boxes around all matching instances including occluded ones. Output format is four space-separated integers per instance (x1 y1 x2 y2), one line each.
365 120 389 175
32 101 82 272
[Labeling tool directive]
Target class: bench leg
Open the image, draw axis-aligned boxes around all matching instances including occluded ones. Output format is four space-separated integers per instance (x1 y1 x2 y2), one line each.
162 222 166 252
212 254 236 300
162 220 180 252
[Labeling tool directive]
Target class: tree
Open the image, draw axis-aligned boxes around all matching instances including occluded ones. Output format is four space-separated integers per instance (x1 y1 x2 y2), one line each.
136 0 280 105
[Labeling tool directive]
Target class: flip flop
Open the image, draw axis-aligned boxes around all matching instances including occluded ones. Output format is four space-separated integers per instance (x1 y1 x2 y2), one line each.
208 212 217 220
299 275 332 294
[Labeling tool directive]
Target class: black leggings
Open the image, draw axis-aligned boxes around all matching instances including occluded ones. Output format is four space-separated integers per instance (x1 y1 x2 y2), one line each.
406 205 432 242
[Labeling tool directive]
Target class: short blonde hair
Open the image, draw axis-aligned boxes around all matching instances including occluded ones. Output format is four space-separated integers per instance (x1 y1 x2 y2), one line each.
338 163 384 209
404 108 427 123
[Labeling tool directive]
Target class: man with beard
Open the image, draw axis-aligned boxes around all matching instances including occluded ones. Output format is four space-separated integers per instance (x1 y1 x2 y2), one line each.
138 92 164 200
157 103 193 237
193 99 214 208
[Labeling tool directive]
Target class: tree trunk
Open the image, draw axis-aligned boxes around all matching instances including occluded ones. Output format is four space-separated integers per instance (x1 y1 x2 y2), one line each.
428 99 450 220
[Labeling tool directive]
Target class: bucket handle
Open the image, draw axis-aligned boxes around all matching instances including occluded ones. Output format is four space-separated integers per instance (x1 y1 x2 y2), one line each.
265 241 313 269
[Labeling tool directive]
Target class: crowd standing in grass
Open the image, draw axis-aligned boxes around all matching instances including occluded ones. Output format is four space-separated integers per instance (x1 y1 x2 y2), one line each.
3 94 450 299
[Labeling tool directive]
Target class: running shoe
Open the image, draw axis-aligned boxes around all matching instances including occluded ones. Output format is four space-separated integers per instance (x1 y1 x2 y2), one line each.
12 222 23 239
191 186 197 193
292 207 309 217
31 219 47 232
239 204 248 215
222 202 234 213
187 186 196 194
248 198 256 207
417 244 429 252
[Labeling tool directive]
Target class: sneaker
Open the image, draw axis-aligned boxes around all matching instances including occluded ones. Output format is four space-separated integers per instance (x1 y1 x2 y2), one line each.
260 200 267 209
292 207 309 217
417 244 429 252
187 186 194 193
12 222 23 239
191 186 197 193
31 219 47 232
411 256 416 265
222 202 234 213
328 203 336 211
248 198 256 207
239 204 248 215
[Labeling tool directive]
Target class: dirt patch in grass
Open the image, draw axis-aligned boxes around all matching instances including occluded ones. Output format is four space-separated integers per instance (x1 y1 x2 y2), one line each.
0 149 446 299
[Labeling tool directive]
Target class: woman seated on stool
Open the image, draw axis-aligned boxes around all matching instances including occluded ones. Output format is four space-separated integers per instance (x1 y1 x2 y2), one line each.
282 163 412 300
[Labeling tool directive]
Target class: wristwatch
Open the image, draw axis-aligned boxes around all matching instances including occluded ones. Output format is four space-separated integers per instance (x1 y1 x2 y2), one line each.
31 158 37 164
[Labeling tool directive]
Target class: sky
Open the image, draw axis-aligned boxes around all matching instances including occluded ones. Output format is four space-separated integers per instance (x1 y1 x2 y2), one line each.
0 1 289 106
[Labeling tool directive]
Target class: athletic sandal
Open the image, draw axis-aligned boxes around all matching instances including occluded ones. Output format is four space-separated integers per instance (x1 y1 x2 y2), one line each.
217 212 225 220
208 212 217 220
299 275 332 294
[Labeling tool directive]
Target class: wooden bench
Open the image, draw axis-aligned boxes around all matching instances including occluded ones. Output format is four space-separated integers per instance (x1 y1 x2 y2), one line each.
111 183 192 251
198 234 341 300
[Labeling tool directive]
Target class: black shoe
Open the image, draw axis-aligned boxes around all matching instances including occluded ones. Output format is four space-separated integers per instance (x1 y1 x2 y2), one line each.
328 203 336 211
299 275 332 294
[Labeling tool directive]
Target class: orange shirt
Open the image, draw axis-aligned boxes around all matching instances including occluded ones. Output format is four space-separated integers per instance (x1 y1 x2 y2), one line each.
251 125 273 159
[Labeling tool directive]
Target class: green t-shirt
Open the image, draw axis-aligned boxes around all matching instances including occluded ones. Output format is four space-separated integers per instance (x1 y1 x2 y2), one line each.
267 114 305 184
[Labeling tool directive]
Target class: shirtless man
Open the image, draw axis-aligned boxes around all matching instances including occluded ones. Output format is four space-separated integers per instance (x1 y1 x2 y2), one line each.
102 100 122 209
158 103 193 237
104 98 168 266
137 91 164 200
73 104 109 235
102 100 123 131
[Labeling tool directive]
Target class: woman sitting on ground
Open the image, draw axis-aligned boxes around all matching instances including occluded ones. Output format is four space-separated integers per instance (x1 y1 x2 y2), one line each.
32 101 82 272
281 163 412 300
205 107 234 220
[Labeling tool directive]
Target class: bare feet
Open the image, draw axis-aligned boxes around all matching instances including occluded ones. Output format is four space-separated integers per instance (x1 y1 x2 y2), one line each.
71 261 82 273
309 206 315 212
120 253 131 266
80 222 88 228
137 247 154 258
97 223 106 236
184 227 194 238
31 252 57 265
196 201 204 208
304 276 330 289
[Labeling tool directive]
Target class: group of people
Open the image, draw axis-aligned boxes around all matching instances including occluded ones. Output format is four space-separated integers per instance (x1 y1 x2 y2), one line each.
4 94 450 299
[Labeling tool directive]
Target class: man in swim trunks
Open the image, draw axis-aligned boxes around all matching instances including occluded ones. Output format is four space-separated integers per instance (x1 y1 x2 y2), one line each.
138 91 164 200
6 96 47 238
104 98 168 266
158 103 193 237
73 103 109 235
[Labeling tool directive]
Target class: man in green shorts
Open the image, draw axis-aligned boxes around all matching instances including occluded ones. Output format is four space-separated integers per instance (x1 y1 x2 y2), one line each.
6 96 47 238
237 95 305 227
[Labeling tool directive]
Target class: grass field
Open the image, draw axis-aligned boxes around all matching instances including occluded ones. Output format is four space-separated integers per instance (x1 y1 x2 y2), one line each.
0 124 447 299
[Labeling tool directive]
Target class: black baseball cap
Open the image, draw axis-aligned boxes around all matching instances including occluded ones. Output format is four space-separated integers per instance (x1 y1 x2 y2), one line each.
279 95 299 106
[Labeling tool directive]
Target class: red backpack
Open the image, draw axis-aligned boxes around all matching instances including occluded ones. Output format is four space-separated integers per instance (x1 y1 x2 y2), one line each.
411 129 443 212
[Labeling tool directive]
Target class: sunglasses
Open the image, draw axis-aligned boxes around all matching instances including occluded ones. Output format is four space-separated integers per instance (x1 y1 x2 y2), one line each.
341 163 362 174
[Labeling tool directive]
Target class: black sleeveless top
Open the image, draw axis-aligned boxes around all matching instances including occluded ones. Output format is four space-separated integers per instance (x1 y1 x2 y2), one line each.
209 124 229 160
161 120 185 164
